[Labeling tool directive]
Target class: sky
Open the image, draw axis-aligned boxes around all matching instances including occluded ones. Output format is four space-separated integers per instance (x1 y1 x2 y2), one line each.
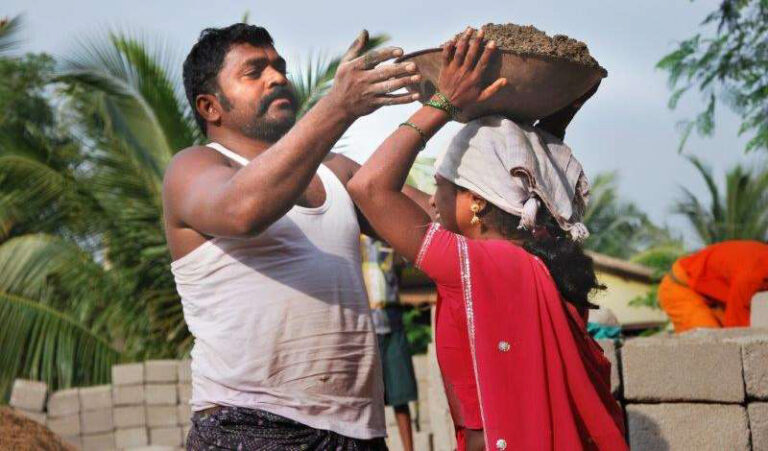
7 0 767 247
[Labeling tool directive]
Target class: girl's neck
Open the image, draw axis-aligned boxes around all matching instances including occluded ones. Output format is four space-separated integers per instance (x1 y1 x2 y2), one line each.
465 226 525 246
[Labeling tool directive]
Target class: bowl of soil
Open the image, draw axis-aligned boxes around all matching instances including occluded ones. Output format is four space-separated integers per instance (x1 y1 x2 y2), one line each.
397 23 607 123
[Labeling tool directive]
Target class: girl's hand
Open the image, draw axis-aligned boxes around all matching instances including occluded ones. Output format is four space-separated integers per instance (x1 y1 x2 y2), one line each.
437 27 507 110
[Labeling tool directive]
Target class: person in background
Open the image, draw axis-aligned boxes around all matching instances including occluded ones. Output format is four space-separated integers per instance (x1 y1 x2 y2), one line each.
658 240 768 333
361 236 419 451
587 306 622 340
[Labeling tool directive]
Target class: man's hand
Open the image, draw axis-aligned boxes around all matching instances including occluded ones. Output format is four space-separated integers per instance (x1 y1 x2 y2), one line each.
437 27 506 110
326 32 422 119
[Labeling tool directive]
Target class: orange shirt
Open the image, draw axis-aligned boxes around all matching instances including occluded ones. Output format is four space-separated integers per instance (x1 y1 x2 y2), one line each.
678 240 768 327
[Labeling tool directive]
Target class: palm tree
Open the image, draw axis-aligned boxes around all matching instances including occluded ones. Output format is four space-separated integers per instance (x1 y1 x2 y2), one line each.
0 27 386 399
674 156 768 244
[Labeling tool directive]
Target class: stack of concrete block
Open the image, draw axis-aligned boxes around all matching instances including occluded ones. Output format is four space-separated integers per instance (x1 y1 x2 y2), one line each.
144 360 183 448
112 362 148 449
622 328 768 450
79 385 115 450
47 388 81 448
9 379 48 426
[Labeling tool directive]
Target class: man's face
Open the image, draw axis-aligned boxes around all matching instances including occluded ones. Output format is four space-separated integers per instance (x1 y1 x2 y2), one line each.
215 43 297 142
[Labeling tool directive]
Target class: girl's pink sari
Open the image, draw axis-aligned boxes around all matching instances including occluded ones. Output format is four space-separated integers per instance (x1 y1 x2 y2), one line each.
416 223 627 450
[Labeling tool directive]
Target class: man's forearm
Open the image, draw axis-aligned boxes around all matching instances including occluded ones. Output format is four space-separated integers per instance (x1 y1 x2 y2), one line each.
225 97 354 234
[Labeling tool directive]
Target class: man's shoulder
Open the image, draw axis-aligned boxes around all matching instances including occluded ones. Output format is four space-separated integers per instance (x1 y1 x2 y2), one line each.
164 145 229 184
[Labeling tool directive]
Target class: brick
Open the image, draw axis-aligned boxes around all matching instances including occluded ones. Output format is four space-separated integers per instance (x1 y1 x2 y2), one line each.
752 291 768 328
146 383 178 405
81 431 115 451
150 426 182 446
627 403 748 451
9 379 47 412
183 425 191 446
147 405 179 427
47 414 80 436
750 403 768 451
16 408 47 425
145 360 178 383
177 403 192 426
80 408 114 434
177 384 191 405
112 362 144 385
596 339 621 397
113 384 144 406
177 359 192 383
731 335 768 400
48 388 80 417
115 426 149 448
621 337 744 402
79 384 113 411
62 436 81 449
114 405 146 428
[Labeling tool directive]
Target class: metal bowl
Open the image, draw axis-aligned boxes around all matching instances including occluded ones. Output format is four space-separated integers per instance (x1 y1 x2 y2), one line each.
396 48 607 123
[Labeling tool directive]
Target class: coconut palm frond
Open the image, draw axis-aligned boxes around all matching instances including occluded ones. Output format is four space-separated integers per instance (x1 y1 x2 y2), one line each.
0 15 23 54
0 290 121 401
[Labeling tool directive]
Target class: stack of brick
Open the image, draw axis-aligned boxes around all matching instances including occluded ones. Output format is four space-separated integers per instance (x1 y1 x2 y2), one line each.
9 379 48 427
144 360 182 448
112 362 147 449
47 387 81 448
621 328 768 450
177 359 193 446
79 385 115 450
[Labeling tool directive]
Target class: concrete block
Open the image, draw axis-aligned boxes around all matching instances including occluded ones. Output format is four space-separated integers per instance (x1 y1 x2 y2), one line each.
147 405 179 427
749 403 768 451
177 359 192 383
48 388 80 417
183 425 191 446
627 403 749 451
752 291 768 328
115 426 149 448
177 384 191 405
9 379 47 412
81 431 115 451
177 403 192 426
112 362 144 386
145 360 178 383
113 384 145 406
114 405 146 428
80 408 114 434
79 384 113 411
16 408 47 425
47 413 80 436
62 435 81 449
596 339 622 397
426 343 456 451
150 426 182 446
145 384 177 405
735 335 768 400
621 337 744 402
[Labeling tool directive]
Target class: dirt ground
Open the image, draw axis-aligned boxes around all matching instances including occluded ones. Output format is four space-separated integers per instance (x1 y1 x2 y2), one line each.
0 407 75 451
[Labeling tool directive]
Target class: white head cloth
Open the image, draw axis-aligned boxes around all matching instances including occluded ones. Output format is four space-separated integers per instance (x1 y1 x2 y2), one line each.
435 115 591 242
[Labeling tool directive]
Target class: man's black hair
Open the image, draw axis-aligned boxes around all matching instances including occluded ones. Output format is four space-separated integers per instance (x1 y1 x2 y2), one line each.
183 23 274 134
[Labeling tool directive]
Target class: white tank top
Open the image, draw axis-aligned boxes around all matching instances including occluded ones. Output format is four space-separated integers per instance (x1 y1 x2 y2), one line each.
171 143 385 439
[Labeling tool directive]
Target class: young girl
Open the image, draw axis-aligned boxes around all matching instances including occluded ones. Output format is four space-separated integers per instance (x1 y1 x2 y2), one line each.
349 28 627 450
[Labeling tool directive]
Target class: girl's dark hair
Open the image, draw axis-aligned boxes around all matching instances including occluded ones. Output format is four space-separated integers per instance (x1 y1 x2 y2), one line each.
476 198 604 311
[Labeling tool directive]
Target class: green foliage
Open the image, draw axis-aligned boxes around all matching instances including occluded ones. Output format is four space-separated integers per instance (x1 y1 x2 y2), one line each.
583 172 681 259
0 15 23 55
674 156 768 244
657 0 768 153
402 307 431 355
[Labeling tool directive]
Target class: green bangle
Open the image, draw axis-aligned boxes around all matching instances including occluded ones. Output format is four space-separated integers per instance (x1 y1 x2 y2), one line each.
426 92 461 120
425 99 452 117
399 121 428 150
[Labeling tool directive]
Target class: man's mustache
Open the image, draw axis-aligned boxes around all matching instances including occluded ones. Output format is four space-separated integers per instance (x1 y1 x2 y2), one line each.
257 87 297 115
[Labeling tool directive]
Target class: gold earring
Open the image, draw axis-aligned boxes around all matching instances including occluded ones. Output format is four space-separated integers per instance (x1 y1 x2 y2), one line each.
470 203 481 225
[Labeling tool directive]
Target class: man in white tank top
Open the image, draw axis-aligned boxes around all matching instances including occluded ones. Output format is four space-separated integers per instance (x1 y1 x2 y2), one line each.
162 24 432 450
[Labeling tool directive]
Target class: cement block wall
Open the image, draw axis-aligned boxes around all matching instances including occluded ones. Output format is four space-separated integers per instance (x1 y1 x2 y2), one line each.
10 328 768 450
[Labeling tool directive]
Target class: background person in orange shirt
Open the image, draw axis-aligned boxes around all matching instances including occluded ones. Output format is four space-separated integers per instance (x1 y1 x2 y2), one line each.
658 241 768 333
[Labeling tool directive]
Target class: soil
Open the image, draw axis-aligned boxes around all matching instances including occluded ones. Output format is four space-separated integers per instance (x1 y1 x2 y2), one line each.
455 23 602 69
0 407 75 451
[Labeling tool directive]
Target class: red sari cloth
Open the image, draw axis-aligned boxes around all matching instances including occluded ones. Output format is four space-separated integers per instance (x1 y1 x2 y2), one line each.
416 224 627 450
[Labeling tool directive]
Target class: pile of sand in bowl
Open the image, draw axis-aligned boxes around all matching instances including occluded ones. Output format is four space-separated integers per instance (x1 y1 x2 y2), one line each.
0 407 76 451
454 23 603 69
